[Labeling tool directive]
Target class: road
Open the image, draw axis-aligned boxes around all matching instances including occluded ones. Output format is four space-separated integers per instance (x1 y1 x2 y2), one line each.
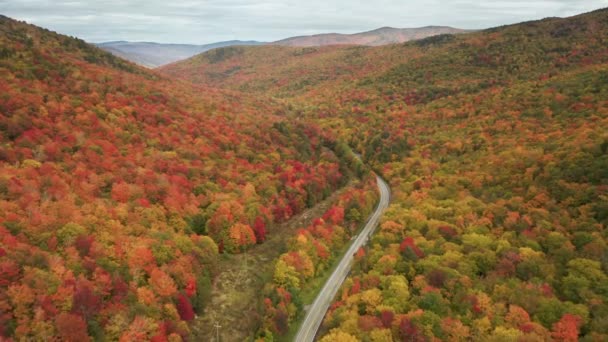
295 175 390 341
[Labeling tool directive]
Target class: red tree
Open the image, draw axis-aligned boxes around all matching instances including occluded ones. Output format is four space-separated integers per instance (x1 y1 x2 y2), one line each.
72 279 101 320
552 314 582 342
176 294 195 321
55 313 91 342
400 317 423 342
400 237 424 259
380 310 394 328
253 216 267 243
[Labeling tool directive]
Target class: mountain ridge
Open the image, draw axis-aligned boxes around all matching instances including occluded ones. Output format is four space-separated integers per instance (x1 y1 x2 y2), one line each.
97 25 471 67
272 25 471 47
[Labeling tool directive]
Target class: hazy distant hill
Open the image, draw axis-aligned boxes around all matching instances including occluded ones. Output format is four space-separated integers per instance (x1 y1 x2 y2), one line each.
272 26 470 47
97 40 264 67
97 27 468 67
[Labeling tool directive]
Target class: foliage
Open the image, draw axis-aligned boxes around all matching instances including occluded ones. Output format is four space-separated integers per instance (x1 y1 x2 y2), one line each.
0 15 348 339
259 178 378 336
163 7 608 341
2 6 608 341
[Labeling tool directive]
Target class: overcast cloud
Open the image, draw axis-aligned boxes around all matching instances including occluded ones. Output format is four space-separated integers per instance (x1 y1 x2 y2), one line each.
1 0 607 44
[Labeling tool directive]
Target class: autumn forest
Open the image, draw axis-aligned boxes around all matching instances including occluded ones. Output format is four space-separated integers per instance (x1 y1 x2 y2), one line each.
1 6 607 342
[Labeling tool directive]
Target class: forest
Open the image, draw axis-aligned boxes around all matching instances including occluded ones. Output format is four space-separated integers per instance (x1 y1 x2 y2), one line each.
0 16 354 340
1 7 608 342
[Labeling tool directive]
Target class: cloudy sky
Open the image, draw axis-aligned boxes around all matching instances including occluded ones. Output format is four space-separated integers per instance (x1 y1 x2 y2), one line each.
1 0 607 44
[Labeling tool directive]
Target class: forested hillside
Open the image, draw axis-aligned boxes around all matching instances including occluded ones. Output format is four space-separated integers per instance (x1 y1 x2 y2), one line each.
317 60 608 342
163 8 608 341
0 16 352 340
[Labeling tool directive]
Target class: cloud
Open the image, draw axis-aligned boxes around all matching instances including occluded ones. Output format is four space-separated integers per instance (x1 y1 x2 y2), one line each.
1 0 607 43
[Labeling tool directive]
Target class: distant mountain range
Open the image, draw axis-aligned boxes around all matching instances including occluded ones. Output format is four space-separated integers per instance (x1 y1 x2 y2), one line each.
272 26 470 47
97 26 470 67
96 40 265 68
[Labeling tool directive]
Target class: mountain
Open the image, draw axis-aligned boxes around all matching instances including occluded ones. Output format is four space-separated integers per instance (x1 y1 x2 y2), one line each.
98 26 467 67
161 8 608 341
96 40 264 67
161 10 608 99
272 26 471 47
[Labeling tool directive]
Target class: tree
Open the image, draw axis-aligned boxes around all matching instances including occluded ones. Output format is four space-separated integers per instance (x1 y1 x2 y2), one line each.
441 318 470 341
273 309 289 335
380 310 394 328
149 269 177 298
419 292 447 316
72 279 101 320
370 329 393 342
176 294 195 321
385 275 411 310
111 181 131 203
120 316 159 341
552 314 582 342
55 313 91 342
74 235 94 257
399 317 423 342
227 223 256 251
319 329 359 342
253 216 267 243
57 223 86 247
491 326 522 341
400 237 424 260
427 269 447 288
323 206 345 225
0 259 21 286
505 305 530 328
273 259 300 289
282 251 314 279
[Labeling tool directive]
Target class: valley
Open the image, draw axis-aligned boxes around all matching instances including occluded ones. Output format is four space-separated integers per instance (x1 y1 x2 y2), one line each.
1 5 608 342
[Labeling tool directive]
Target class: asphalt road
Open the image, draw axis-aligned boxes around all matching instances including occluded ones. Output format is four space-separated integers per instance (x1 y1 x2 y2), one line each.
295 175 390 341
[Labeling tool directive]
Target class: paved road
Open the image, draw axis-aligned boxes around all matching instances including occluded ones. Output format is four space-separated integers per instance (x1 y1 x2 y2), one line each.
295 175 390 341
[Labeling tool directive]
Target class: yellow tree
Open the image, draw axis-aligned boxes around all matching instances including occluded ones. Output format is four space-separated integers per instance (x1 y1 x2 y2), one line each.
320 328 360 342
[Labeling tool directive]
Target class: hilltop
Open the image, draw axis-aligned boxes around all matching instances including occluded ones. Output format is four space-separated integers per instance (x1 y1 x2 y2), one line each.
273 25 470 47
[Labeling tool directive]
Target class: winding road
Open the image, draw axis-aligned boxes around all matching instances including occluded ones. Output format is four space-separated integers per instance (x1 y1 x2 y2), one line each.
295 175 390 341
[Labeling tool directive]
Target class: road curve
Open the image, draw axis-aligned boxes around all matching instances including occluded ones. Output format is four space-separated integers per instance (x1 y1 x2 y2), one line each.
295 175 390 341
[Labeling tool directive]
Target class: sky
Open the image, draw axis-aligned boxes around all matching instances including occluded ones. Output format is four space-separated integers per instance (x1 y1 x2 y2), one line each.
1 0 608 44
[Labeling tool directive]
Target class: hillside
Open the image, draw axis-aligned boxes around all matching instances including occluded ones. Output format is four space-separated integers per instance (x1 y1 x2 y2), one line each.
97 40 264 68
0 15 354 340
162 9 608 341
161 10 608 100
273 26 470 47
